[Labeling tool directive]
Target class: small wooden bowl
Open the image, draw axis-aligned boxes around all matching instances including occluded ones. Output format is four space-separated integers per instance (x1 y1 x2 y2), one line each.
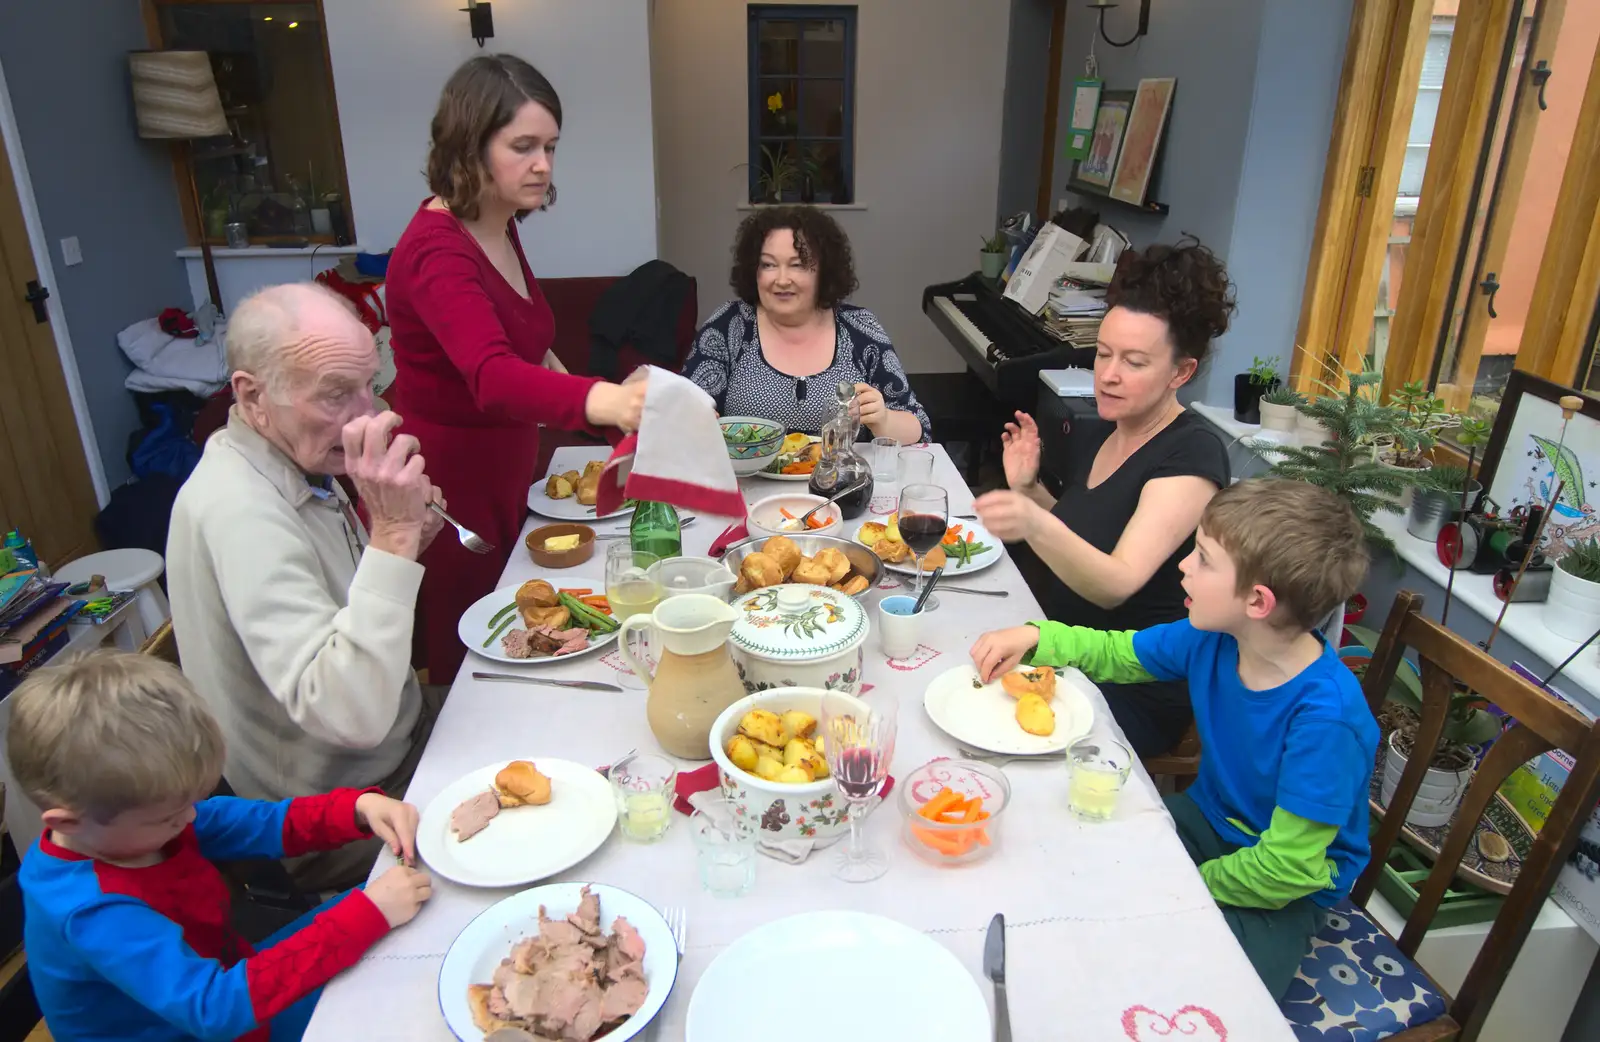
525 524 596 568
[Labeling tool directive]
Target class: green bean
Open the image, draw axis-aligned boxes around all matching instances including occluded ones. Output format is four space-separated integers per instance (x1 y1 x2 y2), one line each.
483 613 517 648
487 602 517 630
559 593 619 633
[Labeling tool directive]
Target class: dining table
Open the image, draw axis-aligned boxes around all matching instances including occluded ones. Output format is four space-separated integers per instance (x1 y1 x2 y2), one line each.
301 443 1296 1042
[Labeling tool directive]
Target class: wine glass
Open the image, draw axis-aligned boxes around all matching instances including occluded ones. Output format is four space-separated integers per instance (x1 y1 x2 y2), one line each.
820 689 898 883
605 545 660 690
896 483 950 598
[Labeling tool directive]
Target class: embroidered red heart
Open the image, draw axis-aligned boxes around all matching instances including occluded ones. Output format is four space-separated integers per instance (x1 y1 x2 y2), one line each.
885 645 941 670
1121 1006 1227 1041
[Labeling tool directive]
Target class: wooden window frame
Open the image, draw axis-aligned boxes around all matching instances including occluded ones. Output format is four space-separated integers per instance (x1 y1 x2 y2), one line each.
745 4 857 205
141 0 357 247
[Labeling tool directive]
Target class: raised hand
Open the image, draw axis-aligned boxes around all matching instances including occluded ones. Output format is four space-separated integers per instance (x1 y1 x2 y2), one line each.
342 412 431 560
1001 411 1042 491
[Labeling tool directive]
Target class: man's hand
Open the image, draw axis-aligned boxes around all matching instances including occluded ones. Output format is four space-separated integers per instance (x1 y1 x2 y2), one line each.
970 625 1042 684
1001 411 1043 491
343 413 430 560
365 864 432 929
974 488 1048 543
355 792 421 864
854 383 888 434
418 487 446 554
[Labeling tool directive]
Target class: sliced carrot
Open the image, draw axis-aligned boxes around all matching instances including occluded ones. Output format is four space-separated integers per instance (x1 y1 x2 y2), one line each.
780 508 796 520
966 531 975 542
973 827 992 847
958 800 985 824
910 822 966 856
918 788 963 821
558 588 593 596
580 596 611 611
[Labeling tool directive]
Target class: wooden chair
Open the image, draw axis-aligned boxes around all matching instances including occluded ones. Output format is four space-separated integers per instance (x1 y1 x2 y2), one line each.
1279 589 1600 1041
137 619 179 666
1140 722 1201 792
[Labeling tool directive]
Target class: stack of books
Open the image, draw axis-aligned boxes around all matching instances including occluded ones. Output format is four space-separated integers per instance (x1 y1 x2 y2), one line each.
1040 280 1107 349
0 567 80 691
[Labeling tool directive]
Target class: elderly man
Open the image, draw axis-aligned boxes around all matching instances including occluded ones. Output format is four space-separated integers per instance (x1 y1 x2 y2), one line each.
168 282 443 891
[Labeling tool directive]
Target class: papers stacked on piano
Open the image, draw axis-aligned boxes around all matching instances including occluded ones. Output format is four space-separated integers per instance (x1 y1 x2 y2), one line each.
1039 281 1106 348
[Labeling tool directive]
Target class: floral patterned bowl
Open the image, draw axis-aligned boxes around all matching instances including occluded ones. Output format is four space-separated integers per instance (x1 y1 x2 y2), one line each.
720 416 786 475
709 686 871 844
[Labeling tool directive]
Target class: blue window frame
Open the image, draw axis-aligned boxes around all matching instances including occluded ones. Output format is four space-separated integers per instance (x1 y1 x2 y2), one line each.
747 5 857 205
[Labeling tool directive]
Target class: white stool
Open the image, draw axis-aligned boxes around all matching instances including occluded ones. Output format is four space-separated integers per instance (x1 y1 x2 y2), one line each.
54 548 170 636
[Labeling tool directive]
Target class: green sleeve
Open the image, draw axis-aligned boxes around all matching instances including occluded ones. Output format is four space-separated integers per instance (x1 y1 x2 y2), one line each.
1024 622 1156 685
1199 807 1339 909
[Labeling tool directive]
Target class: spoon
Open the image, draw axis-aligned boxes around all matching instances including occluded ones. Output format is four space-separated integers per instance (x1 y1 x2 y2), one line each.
430 502 495 554
912 565 944 613
799 476 871 527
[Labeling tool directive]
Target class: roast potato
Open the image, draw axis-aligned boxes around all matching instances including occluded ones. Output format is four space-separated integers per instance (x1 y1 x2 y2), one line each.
582 460 604 479
544 474 574 499
781 710 817 741
857 521 888 547
576 473 600 506
1002 667 1057 701
754 755 785 781
1016 694 1056 736
738 708 786 748
726 735 760 772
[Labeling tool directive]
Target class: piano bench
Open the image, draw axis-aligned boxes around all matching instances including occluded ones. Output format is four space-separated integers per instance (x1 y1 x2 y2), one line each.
908 372 1008 485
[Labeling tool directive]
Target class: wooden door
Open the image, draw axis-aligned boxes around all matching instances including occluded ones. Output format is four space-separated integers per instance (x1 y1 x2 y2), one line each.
0 137 99 568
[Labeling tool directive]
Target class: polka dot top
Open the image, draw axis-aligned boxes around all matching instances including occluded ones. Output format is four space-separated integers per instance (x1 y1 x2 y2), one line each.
682 300 931 441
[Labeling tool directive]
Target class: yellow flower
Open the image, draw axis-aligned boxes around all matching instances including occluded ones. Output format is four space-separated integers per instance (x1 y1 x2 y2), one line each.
767 91 784 114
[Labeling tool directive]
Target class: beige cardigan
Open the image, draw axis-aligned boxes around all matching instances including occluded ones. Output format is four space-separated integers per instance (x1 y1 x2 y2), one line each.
167 409 424 801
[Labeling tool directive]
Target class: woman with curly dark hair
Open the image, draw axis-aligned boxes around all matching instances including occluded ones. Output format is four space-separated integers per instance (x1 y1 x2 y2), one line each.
682 206 930 443
971 237 1233 755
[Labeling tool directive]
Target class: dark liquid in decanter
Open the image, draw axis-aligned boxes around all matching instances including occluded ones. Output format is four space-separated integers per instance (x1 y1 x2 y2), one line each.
809 472 874 519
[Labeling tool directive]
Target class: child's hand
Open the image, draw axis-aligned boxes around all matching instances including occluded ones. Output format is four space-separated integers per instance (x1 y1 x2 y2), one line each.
971 626 1041 684
356 793 421 864
365 865 432 928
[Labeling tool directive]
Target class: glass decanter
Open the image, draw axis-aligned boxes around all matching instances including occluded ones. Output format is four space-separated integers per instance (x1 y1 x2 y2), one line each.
807 381 874 520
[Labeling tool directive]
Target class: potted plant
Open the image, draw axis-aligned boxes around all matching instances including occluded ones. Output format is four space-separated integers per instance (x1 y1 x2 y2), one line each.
1258 386 1303 435
1404 416 1489 541
1375 381 1462 507
732 144 802 204
980 231 1008 280
1233 355 1281 424
1545 536 1600 641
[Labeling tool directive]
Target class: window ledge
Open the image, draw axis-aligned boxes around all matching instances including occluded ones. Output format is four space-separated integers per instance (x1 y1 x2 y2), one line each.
735 202 868 211
175 245 364 260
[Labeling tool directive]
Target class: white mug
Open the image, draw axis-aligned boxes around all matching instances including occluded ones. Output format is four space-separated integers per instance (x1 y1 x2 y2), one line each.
878 594 926 659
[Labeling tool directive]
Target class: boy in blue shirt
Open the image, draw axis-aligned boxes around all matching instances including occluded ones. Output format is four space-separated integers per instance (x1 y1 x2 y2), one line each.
971 478 1378 1000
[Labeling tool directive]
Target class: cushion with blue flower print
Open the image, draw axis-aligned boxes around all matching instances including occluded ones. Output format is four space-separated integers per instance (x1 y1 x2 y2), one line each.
1281 899 1448 1041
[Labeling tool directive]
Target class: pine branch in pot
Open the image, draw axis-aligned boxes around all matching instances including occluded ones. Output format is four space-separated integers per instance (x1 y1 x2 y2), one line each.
1375 381 1460 509
1545 537 1600 640
979 231 1008 280
1233 355 1281 424
1258 386 1303 434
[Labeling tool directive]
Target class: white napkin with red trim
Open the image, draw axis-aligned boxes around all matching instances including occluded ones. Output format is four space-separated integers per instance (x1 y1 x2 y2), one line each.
595 367 747 520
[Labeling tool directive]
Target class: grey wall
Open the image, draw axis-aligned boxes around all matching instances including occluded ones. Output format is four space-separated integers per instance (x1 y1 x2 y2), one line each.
996 0 1054 223
0 1 192 489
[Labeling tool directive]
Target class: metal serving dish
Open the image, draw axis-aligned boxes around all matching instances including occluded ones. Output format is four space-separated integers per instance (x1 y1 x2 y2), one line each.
715 532 883 598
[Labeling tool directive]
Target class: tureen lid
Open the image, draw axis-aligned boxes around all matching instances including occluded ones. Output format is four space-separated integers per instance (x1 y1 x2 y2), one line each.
730 583 867 663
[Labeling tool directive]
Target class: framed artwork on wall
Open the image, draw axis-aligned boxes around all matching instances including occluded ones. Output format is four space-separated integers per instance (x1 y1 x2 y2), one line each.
1067 89 1132 193
1476 370 1600 559
1110 77 1176 206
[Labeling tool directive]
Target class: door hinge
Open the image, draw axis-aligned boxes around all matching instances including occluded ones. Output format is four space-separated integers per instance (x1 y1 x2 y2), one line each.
1357 166 1377 198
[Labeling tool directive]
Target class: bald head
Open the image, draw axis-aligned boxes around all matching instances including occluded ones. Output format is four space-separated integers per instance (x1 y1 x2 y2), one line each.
226 282 372 398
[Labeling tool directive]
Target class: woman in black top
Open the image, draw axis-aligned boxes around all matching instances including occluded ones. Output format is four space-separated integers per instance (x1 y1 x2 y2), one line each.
973 238 1233 755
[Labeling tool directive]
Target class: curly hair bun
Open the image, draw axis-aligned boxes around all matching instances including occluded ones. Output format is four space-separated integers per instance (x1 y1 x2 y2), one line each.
1105 235 1237 364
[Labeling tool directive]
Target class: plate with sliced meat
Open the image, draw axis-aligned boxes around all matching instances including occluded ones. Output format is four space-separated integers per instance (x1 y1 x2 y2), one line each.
417 759 618 888
439 881 676 1042
459 578 620 665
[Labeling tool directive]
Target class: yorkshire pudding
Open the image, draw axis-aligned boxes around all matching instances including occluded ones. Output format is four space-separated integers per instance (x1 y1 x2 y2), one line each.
516 579 558 611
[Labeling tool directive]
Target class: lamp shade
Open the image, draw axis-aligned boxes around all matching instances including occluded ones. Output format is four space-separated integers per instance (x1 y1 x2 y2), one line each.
129 50 228 139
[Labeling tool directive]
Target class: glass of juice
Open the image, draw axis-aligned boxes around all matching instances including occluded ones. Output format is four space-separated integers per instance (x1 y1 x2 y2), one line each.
611 752 677 842
1067 737 1132 822
606 545 661 689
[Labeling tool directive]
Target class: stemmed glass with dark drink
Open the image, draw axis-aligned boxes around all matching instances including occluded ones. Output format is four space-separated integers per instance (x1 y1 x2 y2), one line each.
896 483 949 598
820 690 898 883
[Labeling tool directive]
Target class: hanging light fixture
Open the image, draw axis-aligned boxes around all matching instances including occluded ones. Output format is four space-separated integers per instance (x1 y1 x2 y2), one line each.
1087 1 1151 49
463 1 494 47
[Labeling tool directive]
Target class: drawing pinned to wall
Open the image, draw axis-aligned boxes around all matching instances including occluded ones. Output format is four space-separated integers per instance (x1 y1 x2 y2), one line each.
1477 372 1600 559
1067 89 1132 192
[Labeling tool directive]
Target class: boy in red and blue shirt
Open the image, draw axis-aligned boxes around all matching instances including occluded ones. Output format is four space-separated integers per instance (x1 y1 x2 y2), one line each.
972 478 1378 1000
9 651 433 1041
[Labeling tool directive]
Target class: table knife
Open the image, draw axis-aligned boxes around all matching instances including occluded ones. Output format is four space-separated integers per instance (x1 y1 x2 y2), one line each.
984 913 1011 1042
471 672 623 692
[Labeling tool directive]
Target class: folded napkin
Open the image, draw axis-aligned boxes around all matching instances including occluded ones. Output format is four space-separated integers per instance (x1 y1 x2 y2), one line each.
676 762 896 864
708 520 749 558
595 367 747 520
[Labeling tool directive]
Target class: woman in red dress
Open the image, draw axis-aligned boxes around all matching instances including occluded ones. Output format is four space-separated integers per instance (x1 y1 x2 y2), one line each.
386 55 645 683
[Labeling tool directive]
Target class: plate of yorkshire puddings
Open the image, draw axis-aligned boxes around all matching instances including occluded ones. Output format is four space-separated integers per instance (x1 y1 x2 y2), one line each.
718 533 882 597
528 459 635 520
459 577 620 665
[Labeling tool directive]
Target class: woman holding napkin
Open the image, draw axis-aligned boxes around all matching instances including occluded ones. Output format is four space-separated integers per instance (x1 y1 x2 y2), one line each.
683 206 930 444
386 54 645 683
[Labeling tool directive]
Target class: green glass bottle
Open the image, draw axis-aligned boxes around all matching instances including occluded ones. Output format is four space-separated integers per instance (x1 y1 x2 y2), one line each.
629 500 682 559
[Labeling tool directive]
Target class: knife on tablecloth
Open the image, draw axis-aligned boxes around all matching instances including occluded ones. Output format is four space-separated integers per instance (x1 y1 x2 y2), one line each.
984 912 1011 1042
471 672 623 692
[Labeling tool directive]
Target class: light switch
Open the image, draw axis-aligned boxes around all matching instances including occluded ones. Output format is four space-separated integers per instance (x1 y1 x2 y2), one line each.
60 237 82 266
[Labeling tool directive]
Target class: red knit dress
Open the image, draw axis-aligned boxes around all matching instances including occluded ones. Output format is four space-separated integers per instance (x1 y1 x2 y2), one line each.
385 203 602 683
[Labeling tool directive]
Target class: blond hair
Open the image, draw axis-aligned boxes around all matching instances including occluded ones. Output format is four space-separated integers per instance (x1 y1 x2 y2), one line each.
225 282 363 400
1199 478 1369 632
6 651 224 822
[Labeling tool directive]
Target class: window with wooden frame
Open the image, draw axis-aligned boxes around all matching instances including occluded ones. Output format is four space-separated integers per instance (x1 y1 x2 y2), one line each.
142 0 355 246
1292 0 1600 440
746 5 857 205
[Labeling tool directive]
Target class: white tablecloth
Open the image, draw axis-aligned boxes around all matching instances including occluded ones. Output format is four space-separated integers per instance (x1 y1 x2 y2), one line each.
303 445 1293 1042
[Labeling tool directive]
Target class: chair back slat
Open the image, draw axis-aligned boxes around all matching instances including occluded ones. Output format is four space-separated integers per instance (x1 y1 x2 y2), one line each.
1353 591 1600 1042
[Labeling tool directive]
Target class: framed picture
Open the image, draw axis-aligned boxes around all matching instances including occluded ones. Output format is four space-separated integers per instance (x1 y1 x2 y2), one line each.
1068 90 1132 192
1476 371 1600 558
1063 78 1103 160
1110 77 1176 206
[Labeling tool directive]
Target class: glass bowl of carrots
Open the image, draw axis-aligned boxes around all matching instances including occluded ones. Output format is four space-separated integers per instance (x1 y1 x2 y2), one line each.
899 759 1010 866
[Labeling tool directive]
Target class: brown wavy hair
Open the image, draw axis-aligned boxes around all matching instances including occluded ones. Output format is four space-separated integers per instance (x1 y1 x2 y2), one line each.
426 55 561 222
730 205 859 310
1105 235 1237 365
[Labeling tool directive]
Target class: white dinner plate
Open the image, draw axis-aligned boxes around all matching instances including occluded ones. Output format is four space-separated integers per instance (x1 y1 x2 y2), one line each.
855 517 1004 576
527 468 634 520
459 579 618 665
923 663 1096 756
685 910 989 1042
755 434 820 481
438 881 675 1041
417 759 618 888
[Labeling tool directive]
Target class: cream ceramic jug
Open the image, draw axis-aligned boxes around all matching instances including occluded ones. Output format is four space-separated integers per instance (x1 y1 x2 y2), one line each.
619 594 746 759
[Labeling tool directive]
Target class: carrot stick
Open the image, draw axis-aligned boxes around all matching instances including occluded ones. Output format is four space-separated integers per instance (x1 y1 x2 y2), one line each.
780 508 796 520
558 588 593 596
910 823 966 856
918 788 962 820
958 800 985 824
973 827 991 846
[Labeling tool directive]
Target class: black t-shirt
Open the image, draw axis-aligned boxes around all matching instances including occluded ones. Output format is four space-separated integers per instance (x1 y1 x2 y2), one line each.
1045 409 1230 631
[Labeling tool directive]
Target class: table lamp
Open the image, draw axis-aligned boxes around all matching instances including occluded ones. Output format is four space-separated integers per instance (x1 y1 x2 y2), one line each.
129 50 229 317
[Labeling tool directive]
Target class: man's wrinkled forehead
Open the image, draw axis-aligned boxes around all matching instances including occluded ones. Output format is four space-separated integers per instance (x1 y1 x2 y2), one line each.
277 305 378 391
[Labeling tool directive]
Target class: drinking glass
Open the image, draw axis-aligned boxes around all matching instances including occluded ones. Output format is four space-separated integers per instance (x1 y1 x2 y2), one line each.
606 545 661 690
896 483 950 599
897 449 935 487
691 799 757 897
611 752 676 841
869 436 901 515
1067 738 1132 821
821 690 898 882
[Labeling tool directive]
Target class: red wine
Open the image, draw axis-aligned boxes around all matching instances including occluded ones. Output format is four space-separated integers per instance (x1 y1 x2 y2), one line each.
808 474 874 519
898 513 948 555
836 747 885 799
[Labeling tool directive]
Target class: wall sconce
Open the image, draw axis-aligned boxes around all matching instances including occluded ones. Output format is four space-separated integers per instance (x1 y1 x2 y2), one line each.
1088 1 1150 49
463 1 494 47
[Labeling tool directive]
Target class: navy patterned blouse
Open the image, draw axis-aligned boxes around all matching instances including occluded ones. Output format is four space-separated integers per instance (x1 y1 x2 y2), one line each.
682 300 931 441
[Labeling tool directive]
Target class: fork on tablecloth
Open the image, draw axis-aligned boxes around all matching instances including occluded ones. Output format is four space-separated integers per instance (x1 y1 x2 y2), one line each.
650 908 688 1041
